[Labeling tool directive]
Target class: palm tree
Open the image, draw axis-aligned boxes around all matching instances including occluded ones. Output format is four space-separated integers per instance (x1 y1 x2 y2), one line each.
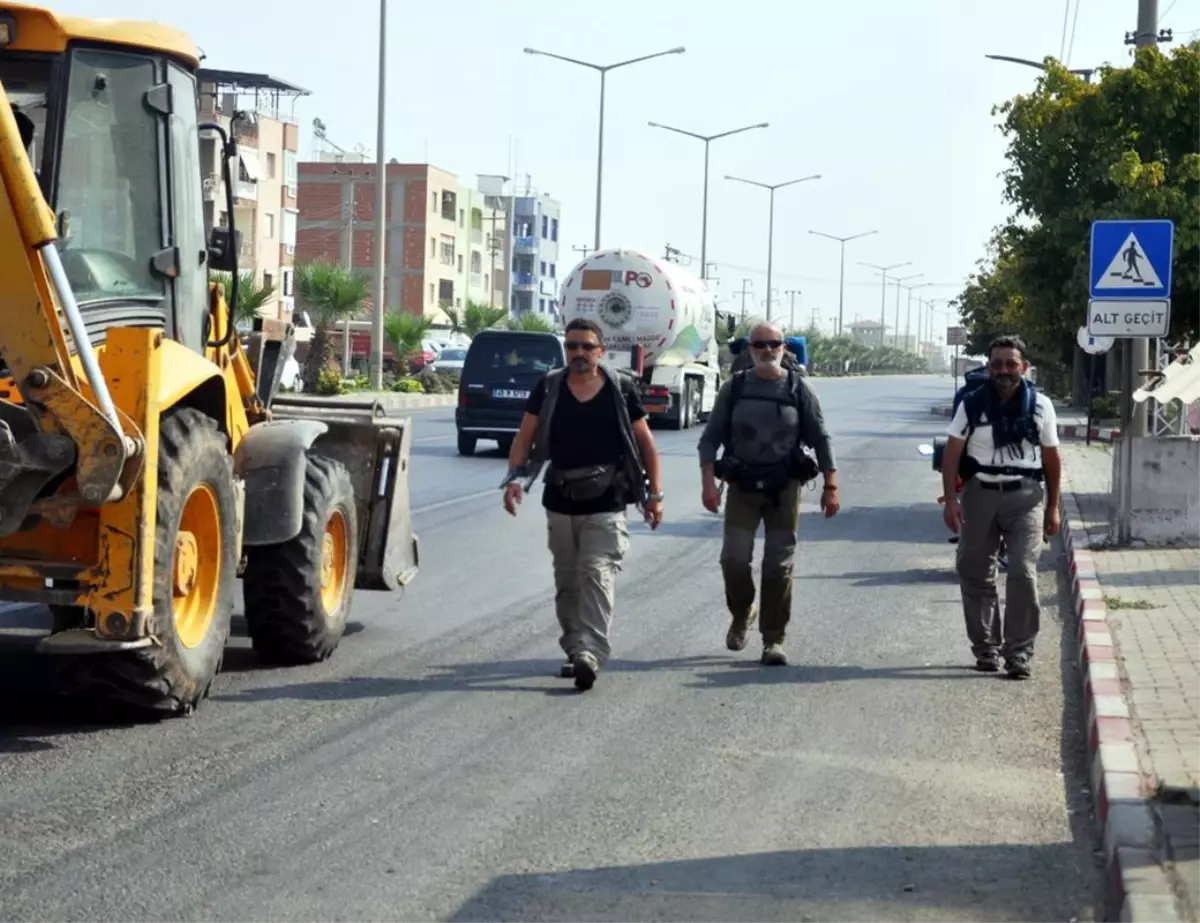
294 260 371 391
210 269 276 325
384 311 433 376
507 312 556 333
463 301 507 336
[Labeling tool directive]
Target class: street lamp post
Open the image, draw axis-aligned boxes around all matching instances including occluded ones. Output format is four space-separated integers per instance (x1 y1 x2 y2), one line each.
369 0 388 389
525 46 686 251
859 261 912 343
724 173 822 321
809 229 878 336
647 120 768 280
890 273 922 348
984 53 1097 82
903 281 934 353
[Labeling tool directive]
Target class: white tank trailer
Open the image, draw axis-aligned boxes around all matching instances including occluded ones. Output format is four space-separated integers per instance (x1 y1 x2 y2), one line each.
557 248 721 429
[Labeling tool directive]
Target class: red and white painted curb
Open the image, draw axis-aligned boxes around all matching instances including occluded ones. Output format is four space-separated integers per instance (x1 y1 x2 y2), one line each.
1059 490 1182 923
929 405 1120 444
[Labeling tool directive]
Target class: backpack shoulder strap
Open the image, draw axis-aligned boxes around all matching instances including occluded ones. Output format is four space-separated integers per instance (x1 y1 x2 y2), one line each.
723 371 747 450
530 369 566 466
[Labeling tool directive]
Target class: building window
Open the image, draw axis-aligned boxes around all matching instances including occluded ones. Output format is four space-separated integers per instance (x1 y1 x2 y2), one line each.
264 212 275 239
541 215 548 238
459 208 465 227
457 254 464 274
539 298 546 313
284 151 298 193
431 191 437 211
438 279 454 306
281 208 297 254
429 283 434 303
540 260 546 276
549 263 556 278
440 234 455 266
470 251 482 274
266 152 277 178
282 267 294 296
430 236 436 259
263 271 275 292
551 217 558 241
484 272 489 289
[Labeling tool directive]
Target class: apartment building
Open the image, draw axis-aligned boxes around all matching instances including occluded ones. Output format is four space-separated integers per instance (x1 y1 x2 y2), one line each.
197 69 309 321
295 163 507 320
510 193 562 318
848 318 887 347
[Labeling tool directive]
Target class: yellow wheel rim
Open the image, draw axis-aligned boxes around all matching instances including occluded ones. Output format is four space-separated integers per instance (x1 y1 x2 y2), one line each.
173 483 222 649
320 509 350 615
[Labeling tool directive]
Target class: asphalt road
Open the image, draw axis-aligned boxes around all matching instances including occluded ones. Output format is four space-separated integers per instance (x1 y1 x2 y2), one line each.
0 374 1104 922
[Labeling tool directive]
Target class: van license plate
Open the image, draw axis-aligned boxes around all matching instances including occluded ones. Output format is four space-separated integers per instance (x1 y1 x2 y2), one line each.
492 388 529 400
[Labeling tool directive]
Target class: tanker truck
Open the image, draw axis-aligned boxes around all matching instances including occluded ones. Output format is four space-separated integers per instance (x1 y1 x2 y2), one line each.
557 249 721 429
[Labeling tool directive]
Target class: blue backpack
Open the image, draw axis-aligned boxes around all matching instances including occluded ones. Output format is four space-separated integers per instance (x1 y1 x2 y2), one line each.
956 378 1044 480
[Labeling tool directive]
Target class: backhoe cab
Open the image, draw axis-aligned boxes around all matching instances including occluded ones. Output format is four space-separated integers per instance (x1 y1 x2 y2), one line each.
0 4 418 717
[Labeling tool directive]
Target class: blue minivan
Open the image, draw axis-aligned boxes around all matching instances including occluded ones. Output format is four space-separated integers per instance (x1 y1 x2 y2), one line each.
455 330 565 456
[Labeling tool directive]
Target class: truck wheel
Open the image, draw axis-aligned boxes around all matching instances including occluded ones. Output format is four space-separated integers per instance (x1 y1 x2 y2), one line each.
457 432 476 456
64 408 239 716
242 455 359 665
669 380 693 430
49 605 86 634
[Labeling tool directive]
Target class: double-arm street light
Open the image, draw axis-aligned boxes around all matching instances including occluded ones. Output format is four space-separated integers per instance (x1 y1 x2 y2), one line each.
859 260 911 341
889 273 923 347
809 229 878 336
525 45 686 251
369 0 388 388
725 173 822 321
648 120 768 280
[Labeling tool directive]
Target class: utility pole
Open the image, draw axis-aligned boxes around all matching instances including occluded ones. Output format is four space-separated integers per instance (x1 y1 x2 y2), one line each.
784 289 800 330
809 229 877 337
572 243 591 260
369 0 388 389
341 179 356 371
663 243 682 263
810 305 819 331
735 278 753 322
1121 0 1171 438
483 210 507 309
890 273 922 347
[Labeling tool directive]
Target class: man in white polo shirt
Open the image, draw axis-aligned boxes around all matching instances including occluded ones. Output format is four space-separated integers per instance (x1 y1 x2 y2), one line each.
939 335 1062 679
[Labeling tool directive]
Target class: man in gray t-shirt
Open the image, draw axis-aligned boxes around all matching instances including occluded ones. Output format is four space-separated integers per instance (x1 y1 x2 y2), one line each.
697 323 840 666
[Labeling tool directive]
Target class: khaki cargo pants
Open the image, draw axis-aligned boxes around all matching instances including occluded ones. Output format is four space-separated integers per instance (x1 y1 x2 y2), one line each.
720 481 802 644
546 511 630 668
956 477 1045 660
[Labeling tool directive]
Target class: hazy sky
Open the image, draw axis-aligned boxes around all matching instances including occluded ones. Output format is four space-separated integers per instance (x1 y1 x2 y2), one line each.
52 0 1198 337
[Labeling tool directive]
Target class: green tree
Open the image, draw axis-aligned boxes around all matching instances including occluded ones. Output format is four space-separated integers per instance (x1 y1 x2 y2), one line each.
385 311 434 375
210 269 276 325
462 301 508 336
294 260 371 391
957 42 1200 385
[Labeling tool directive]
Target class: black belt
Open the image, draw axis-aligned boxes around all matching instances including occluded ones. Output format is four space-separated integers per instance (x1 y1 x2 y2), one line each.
977 479 1033 492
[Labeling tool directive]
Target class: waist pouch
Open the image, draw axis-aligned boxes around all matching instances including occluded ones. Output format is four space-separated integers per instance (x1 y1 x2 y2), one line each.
716 448 819 493
548 463 621 502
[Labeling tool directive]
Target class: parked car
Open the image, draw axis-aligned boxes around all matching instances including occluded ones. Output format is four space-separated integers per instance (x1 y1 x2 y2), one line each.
430 346 467 374
455 330 565 456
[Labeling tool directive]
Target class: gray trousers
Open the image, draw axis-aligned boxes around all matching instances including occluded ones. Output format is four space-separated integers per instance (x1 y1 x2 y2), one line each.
546 511 629 667
955 477 1045 660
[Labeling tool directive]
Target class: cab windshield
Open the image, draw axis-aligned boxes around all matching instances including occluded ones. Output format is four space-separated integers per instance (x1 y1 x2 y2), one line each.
1 49 164 305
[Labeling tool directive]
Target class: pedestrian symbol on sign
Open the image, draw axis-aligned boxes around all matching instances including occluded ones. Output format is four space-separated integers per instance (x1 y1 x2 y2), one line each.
1096 232 1164 290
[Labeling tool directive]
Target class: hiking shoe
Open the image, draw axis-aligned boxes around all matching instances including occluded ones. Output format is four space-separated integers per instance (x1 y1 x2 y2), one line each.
560 658 575 679
975 654 1001 673
1005 656 1031 680
573 651 599 691
726 604 758 652
761 642 788 667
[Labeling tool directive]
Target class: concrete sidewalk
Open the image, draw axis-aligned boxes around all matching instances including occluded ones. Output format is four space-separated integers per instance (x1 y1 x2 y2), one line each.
1059 441 1199 923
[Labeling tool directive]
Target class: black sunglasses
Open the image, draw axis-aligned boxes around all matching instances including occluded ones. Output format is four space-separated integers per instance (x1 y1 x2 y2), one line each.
565 341 600 352
750 339 783 350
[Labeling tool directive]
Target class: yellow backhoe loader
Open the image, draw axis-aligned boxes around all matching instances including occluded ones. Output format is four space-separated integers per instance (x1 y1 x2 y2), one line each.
0 4 419 717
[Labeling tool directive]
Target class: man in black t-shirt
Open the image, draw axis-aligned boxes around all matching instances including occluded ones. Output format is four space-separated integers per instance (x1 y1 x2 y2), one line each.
502 318 663 691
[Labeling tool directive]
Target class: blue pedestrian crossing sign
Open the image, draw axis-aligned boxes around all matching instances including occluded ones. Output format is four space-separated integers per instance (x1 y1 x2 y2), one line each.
1089 219 1173 299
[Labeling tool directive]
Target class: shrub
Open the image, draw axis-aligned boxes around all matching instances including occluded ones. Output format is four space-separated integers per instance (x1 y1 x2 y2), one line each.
392 377 424 393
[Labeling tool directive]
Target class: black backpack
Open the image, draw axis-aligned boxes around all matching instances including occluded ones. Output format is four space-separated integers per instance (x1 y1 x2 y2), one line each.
719 368 820 487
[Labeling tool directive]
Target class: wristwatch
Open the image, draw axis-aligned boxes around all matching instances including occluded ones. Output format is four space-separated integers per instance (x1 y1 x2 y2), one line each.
648 491 665 502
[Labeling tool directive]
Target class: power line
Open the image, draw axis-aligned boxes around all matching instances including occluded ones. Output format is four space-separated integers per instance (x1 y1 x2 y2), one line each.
673 247 961 289
1159 0 1179 23
1066 0 1084 66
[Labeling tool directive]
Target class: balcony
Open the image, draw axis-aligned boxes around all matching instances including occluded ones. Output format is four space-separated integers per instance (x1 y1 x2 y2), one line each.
470 227 483 244
202 176 222 202
470 272 483 289
514 236 537 252
239 234 256 259
513 272 535 290
234 180 257 202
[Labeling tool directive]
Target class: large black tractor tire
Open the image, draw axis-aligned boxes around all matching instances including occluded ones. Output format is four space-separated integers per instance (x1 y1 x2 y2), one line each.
241 455 359 665
63 408 239 717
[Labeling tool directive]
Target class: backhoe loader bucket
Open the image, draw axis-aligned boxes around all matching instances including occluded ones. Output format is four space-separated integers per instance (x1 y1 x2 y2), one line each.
268 395 419 590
